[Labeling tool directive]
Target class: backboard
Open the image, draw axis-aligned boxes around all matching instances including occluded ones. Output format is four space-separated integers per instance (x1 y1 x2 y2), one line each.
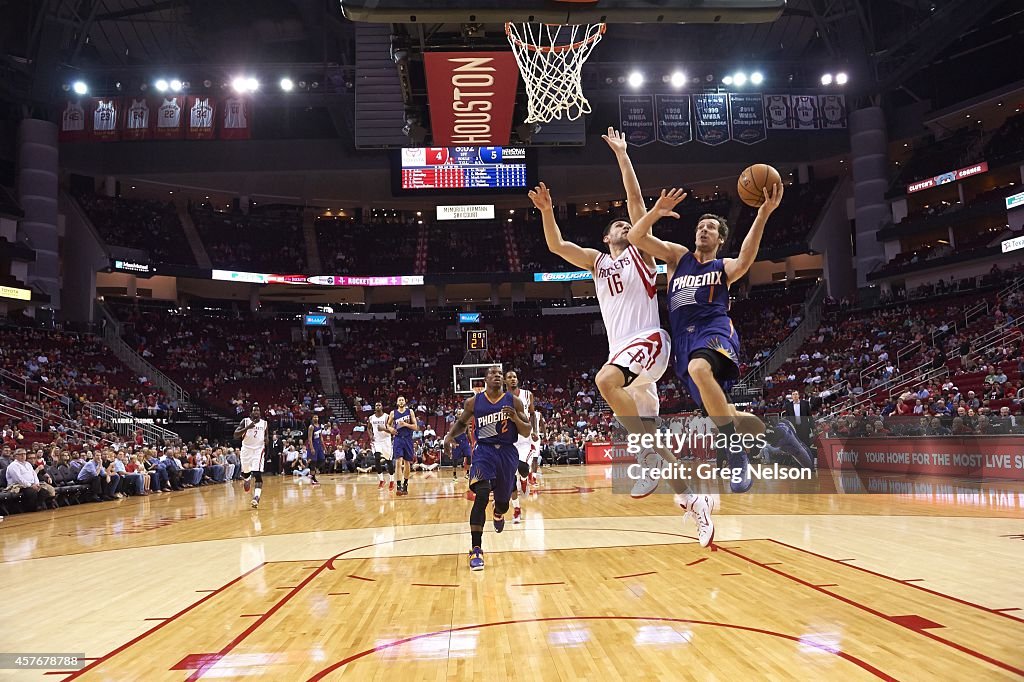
453 363 503 395
340 0 786 24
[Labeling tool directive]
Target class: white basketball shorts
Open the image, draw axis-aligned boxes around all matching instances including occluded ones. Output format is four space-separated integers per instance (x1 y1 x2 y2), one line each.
606 328 671 418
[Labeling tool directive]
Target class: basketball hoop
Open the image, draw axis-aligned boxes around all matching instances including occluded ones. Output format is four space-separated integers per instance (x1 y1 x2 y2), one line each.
506 21 606 123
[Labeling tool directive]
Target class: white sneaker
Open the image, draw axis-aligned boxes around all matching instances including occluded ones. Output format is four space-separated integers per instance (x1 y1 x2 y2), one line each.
676 493 716 547
630 449 663 498
251 498 259 509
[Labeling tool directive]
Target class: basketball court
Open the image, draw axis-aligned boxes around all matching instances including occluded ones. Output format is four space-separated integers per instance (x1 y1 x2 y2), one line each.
2 468 1022 680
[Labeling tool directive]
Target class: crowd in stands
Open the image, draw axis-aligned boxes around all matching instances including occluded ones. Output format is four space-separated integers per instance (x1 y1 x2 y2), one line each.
316 217 419 275
191 202 306 272
725 179 836 257
984 113 1024 165
894 126 984 190
75 192 195 265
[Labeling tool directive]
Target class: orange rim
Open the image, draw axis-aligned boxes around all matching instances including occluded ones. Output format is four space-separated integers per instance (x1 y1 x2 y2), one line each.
505 22 606 54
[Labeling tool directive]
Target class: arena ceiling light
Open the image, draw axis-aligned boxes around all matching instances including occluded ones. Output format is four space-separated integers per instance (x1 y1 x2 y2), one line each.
835 72 849 85
231 76 257 93
280 78 295 91
733 72 748 86
750 71 764 85
72 80 88 95
627 71 644 88
722 75 734 85
170 79 183 92
820 73 834 85
246 77 259 92
155 78 169 92
670 71 686 88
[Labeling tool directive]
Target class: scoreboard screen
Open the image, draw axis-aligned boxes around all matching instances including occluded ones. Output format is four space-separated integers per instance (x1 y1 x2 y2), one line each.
393 146 533 195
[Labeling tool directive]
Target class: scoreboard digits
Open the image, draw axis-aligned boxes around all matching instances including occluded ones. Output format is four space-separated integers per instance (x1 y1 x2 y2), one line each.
467 329 488 351
400 146 527 190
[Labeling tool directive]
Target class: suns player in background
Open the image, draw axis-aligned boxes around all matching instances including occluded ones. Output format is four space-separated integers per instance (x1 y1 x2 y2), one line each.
626 185 812 497
368 402 395 491
505 370 539 523
451 408 472 480
388 396 417 496
305 415 324 486
444 365 532 571
234 404 269 509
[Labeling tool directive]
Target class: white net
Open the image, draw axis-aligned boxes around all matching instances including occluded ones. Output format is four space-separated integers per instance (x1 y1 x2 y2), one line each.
506 22 606 124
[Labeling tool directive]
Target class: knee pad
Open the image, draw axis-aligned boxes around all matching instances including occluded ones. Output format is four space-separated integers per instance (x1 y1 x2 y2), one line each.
387 460 396 476
517 461 530 479
252 472 263 485
469 480 492 527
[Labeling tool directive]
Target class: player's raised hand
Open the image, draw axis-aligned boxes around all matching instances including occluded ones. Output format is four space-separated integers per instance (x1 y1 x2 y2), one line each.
601 126 628 155
528 182 553 211
652 188 688 219
758 182 784 217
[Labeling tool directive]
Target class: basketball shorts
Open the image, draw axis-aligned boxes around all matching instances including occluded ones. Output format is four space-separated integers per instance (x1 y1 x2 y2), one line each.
470 442 518 507
240 446 264 474
514 436 537 463
673 317 740 409
393 437 414 462
453 440 471 463
309 443 326 464
373 440 393 460
606 328 671 417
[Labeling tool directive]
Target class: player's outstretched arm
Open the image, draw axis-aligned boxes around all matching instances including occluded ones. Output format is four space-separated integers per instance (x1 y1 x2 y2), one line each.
725 182 783 282
233 418 251 439
443 398 476 454
602 127 646 224
627 188 689 268
529 182 601 272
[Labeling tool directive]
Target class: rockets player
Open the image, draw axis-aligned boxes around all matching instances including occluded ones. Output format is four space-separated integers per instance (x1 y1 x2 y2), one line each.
443 365 531 571
505 370 539 523
368 402 395 491
529 175 716 546
626 185 812 497
234 404 269 509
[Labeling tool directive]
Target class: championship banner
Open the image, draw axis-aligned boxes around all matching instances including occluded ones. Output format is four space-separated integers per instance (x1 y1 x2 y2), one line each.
619 94 656 146
186 96 216 140
728 93 766 145
692 93 730 146
122 97 153 140
91 97 121 142
818 94 847 129
655 94 692 145
423 52 519 146
59 99 88 142
220 97 251 140
792 95 819 130
153 96 185 139
764 94 791 129
817 436 1024 480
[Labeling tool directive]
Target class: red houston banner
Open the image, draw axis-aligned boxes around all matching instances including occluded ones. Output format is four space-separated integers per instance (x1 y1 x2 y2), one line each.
424 52 519 146
817 436 1024 480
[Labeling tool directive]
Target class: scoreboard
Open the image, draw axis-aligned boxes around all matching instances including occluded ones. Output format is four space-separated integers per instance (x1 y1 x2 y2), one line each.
398 146 528 191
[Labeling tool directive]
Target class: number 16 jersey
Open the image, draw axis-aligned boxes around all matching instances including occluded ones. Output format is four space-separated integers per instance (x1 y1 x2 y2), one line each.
594 245 662 355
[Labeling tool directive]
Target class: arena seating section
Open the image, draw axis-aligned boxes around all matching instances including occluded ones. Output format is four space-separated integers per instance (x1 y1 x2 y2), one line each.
75 192 195 265
192 202 307 272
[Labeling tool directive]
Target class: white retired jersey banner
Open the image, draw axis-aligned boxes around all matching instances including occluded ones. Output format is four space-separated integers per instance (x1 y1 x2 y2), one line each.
91 98 121 141
763 95 792 130
122 98 152 140
187 95 216 140
220 97 252 140
154 97 184 139
818 95 847 129
792 95 819 130
59 99 88 141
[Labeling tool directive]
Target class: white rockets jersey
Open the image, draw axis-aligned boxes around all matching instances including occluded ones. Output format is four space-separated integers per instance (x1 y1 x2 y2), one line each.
512 388 534 448
190 97 213 128
369 413 391 444
241 418 267 449
224 98 247 129
594 245 661 354
127 99 149 129
158 98 181 128
62 102 85 132
93 100 116 131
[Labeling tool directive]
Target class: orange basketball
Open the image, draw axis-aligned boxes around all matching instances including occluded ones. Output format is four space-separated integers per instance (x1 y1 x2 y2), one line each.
737 163 782 207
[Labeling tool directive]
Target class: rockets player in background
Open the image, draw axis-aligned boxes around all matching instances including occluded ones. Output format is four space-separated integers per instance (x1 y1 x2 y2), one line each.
626 185 812 498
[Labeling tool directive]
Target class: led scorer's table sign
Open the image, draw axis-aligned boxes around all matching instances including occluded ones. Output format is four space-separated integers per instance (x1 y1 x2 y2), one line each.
533 263 669 282
211 270 424 287
1006 190 1024 211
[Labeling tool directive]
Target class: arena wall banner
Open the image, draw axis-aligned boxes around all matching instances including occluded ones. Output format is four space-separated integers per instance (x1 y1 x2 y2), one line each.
906 162 990 194
220 96 252 140
619 94 656 146
692 93 730 146
792 95 819 129
91 97 121 142
763 95 792 129
818 94 847 129
153 95 185 140
122 97 153 140
186 96 216 140
727 93 766 145
817 436 1024 480
59 99 88 142
423 52 519 146
585 442 633 464
655 94 692 145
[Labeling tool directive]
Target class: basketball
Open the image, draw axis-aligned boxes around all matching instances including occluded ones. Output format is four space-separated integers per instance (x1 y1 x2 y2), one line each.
737 164 783 207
